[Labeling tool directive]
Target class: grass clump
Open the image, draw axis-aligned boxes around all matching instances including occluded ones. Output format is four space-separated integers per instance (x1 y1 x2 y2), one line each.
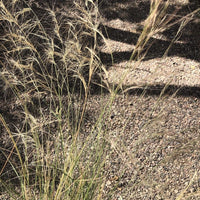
1 0 200 199
0 0 107 199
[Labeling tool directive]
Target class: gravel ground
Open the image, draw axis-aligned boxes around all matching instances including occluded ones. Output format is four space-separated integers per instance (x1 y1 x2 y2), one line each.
85 93 200 200
98 0 200 89
90 1 200 198
104 57 200 88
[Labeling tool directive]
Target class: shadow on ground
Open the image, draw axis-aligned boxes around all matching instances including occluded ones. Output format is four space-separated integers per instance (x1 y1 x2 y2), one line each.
123 84 200 98
98 0 200 64
96 0 200 97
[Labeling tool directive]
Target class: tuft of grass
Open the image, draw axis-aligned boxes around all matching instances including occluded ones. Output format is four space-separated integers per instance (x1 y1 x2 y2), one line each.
0 0 108 199
1 0 200 199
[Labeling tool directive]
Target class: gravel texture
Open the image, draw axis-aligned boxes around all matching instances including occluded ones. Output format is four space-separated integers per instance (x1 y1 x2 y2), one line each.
85 93 200 200
94 0 200 199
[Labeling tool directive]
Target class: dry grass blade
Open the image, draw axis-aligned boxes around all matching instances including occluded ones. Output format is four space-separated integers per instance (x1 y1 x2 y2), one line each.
0 0 107 199
176 171 198 200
